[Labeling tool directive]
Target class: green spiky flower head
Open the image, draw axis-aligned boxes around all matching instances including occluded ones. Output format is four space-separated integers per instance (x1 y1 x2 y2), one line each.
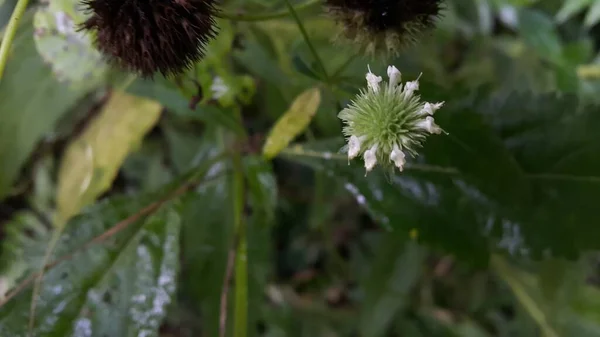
338 65 445 174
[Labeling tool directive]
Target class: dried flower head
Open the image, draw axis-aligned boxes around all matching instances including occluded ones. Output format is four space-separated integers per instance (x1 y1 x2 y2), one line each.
79 0 219 77
339 65 445 174
325 0 444 57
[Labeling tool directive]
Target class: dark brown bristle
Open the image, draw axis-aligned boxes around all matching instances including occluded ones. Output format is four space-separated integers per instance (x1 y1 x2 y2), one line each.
326 0 443 33
324 0 445 56
79 0 218 78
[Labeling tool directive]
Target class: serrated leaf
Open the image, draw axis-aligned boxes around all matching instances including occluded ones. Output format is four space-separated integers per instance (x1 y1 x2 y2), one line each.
56 91 162 223
280 140 491 264
0 192 181 337
262 87 321 159
0 12 90 201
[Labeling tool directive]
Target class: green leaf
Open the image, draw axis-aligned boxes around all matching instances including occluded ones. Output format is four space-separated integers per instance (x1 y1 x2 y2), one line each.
244 155 278 225
0 193 181 336
127 77 244 134
555 0 592 23
33 2 108 86
428 100 532 210
359 237 425 337
176 127 234 336
262 87 321 159
0 11 90 200
517 9 562 64
56 91 162 223
492 256 600 337
280 89 600 260
584 0 600 27
280 140 490 264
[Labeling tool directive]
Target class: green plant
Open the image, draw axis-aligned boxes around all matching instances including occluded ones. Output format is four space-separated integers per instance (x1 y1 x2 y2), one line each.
0 0 600 336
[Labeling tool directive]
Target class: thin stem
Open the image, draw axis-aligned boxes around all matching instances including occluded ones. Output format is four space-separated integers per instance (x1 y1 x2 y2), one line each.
0 0 30 81
282 0 330 82
232 152 247 337
491 255 559 337
331 54 358 80
216 0 319 22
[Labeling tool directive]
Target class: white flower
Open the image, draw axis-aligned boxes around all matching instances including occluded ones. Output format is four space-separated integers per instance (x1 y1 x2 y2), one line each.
337 65 446 175
389 144 406 171
416 116 442 134
403 80 419 99
366 65 382 93
420 102 444 116
210 76 229 99
387 65 401 88
347 135 362 160
363 144 378 172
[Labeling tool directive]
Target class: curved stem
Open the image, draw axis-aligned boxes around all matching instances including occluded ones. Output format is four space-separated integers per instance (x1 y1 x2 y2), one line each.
0 0 30 82
282 0 330 82
216 0 319 22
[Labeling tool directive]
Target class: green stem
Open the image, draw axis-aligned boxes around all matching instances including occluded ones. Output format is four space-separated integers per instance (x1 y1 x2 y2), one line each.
282 0 330 82
232 154 247 337
216 0 319 22
331 54 358 80
491 255 559 337
0 0 30 82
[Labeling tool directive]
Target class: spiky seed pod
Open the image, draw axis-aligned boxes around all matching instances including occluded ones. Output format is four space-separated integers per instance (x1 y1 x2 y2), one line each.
325 0 444 57
79 0 219 78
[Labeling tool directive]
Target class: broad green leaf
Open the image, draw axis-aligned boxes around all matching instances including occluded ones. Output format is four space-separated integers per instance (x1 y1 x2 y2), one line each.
0 193 181 337
280 140 491 264
359 237 425 337
56 91 162 223
280 85 600 262
0 11 90 200
33 2 108 86
427 99 532 210
262 87 321 159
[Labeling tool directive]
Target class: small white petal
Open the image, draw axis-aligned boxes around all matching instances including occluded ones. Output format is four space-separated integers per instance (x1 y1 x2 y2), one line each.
387 65 401 88
363 144 378 172
403 80 419 99
390 144 406 171
210 77 229 99
420 102 444 116
366 65 382 93
417 116 442 134
347 135 362 159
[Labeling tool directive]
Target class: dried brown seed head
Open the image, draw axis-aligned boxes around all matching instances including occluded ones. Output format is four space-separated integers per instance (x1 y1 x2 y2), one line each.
80 0 219 78
325 0 445 57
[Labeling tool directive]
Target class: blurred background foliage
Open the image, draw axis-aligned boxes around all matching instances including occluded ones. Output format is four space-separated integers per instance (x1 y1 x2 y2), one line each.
1 0 600 336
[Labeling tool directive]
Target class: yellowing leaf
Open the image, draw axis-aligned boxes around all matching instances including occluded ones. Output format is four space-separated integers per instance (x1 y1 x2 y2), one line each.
55 91 162 224
262 87 321 159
